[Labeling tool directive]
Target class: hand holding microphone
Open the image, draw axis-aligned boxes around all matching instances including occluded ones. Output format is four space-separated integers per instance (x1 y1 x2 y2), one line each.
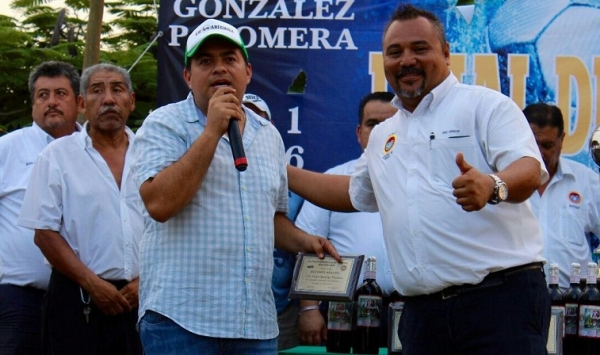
209 87 248 171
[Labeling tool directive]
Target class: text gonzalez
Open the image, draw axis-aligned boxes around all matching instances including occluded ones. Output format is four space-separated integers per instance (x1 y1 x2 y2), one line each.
168 0 358 50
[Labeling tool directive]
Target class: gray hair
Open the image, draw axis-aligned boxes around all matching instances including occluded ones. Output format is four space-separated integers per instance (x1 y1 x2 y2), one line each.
80 63 132 97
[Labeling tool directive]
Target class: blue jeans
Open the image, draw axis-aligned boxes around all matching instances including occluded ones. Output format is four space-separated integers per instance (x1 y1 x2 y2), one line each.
139 311 277 355
399 268 551 355
0 284 45 354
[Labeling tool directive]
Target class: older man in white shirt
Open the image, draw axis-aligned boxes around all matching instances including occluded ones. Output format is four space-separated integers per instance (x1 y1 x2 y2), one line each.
18 63 143 355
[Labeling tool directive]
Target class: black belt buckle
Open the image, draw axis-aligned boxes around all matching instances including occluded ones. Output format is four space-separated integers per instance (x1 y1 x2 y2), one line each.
440 287 458 300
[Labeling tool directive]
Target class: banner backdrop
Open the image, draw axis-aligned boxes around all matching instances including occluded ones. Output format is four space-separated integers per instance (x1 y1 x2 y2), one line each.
157 0 600 172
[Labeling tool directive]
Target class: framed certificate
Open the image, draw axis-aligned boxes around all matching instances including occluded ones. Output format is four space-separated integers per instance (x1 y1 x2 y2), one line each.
288 253 364 302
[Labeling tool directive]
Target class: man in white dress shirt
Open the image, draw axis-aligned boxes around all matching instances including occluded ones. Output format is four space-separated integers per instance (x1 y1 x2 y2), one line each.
0 61 80 354
294 91 397 347
17 63 143 354
287 4 550 354
524 102 600 291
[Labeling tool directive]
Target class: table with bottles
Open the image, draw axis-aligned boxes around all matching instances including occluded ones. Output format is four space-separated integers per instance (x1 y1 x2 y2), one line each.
279 346 388 354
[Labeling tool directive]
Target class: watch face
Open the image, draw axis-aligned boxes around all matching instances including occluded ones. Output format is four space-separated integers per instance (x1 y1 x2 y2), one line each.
498 184 508 200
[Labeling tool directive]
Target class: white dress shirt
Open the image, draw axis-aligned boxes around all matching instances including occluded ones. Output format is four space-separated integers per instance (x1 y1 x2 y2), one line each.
18 124 142 281
0 123 58 289
529 157 600 292
295 159 395 295
350 73 548 296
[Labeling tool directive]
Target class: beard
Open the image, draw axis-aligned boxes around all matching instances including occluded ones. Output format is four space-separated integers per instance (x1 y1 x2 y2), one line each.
398 81 425 99
395 67 426 99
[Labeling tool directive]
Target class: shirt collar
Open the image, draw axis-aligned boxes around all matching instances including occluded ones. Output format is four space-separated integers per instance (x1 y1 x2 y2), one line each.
555 157 571 180
80 121 135 149
30 122 55 145
31 121 82 144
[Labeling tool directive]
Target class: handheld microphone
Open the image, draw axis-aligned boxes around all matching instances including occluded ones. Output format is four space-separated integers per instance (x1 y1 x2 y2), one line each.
228 118 247 171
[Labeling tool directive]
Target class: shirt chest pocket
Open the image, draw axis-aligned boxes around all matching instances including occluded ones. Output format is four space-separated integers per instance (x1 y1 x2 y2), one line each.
256 156 280 201
428 136 482 187
560 205 589 246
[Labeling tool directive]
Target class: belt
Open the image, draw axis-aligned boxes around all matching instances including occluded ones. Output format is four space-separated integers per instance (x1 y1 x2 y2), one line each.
413 262 543 301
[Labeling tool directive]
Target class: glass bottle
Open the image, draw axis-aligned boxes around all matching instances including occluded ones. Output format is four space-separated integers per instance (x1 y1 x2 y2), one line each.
549 263 565 305
353 256 383 354
578 262 600 354
547 263 565 355
327 301 353 353
563 262 583 355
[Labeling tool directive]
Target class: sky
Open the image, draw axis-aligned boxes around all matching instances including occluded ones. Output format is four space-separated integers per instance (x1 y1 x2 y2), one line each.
0 2 19 17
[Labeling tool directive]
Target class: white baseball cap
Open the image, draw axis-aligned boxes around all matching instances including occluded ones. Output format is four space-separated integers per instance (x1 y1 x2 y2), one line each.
243 93 271 120
185 19 248 65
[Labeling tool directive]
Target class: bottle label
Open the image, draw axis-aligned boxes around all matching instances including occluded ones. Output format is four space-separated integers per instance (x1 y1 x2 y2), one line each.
565 303 579 335
356 295 382 327
328 302 353 331
578 304 600 338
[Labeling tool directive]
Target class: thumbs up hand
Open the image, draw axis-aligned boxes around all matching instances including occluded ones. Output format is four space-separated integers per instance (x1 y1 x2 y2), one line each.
455 151 473 175
452 152 495 211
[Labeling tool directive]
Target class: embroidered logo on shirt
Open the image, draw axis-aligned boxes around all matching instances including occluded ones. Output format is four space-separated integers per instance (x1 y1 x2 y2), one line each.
568 191 582 204
382 134 396 160
384 134 396 153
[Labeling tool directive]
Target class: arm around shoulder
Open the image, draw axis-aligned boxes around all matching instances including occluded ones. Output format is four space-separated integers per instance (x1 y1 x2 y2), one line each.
287 165 355 212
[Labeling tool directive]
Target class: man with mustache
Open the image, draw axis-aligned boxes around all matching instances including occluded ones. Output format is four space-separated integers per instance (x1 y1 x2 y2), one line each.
130 18 339 355
287 4 551 354
0 61 80 354
18 63 143 354
524 103 600 292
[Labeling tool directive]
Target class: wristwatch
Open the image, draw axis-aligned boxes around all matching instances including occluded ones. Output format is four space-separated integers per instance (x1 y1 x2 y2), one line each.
488 174 508 204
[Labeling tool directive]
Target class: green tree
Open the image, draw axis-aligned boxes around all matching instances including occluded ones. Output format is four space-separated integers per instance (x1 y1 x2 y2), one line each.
0 0 158 135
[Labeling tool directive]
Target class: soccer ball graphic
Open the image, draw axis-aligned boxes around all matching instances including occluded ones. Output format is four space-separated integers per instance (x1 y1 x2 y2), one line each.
487 0 600 105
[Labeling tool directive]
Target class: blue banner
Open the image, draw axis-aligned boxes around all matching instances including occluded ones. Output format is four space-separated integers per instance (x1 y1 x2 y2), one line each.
157 0 600 172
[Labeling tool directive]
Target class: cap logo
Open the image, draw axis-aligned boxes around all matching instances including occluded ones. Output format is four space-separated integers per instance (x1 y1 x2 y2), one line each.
185 19 248 65
196 24 235 37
